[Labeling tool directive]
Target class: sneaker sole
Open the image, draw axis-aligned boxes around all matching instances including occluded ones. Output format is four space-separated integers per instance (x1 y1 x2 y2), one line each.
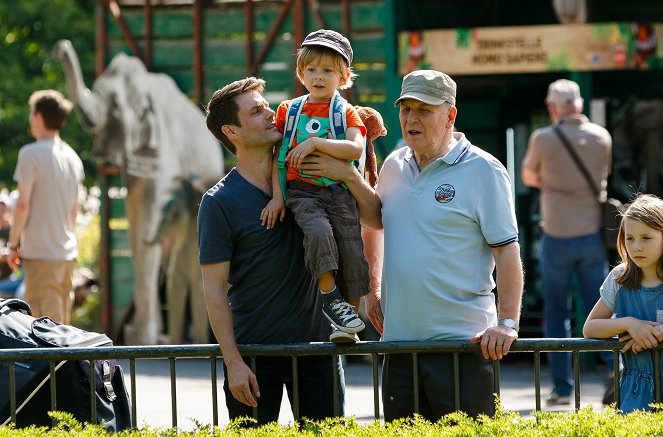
323 312 365 334
330 332 359 344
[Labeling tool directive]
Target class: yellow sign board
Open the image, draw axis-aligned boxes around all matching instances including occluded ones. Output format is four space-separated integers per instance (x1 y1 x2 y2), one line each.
399 23 663 75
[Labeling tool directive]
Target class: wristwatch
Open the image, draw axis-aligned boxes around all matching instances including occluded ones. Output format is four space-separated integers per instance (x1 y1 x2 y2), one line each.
498 318 519 332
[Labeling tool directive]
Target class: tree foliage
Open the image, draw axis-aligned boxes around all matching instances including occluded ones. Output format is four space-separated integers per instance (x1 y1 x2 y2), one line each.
0 0 96 189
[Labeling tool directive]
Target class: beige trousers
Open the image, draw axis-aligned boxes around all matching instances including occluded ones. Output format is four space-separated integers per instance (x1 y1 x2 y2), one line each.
23 259 76 324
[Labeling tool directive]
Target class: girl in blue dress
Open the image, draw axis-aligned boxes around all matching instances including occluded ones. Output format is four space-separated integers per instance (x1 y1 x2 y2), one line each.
584 193 663 412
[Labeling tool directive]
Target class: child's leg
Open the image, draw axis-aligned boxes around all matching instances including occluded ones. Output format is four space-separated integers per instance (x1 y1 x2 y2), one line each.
319 273 359 312
323 272 364 342
347 297 360 312
326 189 370 303
319 271 336 292
286 183 363 333
319 274 364 333
286 184 339 279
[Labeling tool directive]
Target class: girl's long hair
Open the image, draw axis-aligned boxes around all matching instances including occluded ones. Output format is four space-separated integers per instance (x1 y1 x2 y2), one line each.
615 193 663 289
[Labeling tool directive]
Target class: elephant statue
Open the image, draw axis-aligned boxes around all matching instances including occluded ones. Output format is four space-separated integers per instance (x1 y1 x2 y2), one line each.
55 40 224 344
146 177 214 344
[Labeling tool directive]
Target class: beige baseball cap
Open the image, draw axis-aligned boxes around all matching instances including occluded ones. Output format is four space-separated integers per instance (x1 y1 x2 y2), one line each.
545 79 583 106
394 70 456 107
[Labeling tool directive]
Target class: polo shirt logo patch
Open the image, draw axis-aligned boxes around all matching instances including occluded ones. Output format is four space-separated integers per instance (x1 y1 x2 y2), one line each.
435 184 455 203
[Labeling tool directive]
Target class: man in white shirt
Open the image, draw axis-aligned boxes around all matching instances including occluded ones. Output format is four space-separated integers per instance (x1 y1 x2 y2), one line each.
8 90 84 324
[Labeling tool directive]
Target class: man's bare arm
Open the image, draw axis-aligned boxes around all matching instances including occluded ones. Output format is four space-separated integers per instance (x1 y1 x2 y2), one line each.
362 228 384 333
521 166 541 188
202 261 260 407
7 183 32 269
492 242 524 323
469 242 524 360
298 153 383 229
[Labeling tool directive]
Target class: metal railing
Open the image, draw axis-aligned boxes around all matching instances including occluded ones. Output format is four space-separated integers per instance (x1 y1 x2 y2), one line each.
0 338 661 428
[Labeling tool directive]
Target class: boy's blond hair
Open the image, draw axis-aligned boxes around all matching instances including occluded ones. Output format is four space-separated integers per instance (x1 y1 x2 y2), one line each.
296 45 357 90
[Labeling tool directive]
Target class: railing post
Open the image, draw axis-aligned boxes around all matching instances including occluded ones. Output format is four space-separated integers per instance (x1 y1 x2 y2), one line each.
251 357 258 421
454 353 461 410
372 354 380 420
332 354 339 417
89 360 97 423
412 353 419 414
210 356 218 427
130 358 137 428
49 362 57 427
291 356 299 420
573 351 580 410
169 358 177 428
613 350 620 410
9 362 16 424
534 352 541 412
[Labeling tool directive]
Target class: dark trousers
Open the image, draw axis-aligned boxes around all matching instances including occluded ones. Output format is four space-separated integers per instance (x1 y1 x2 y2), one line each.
223 355 344 426
541 231 609 396
286 180 369 299
382 352 495 422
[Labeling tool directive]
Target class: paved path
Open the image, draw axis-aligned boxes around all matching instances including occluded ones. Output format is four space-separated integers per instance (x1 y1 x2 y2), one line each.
120 354 612 430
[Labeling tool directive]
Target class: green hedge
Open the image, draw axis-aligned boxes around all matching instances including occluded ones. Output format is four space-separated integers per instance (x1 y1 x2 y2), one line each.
2 404 663 436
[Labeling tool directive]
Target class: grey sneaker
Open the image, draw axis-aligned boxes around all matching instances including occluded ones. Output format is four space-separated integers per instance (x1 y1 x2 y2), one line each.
545 392 571 406
330 326 359 344
321 288 365 334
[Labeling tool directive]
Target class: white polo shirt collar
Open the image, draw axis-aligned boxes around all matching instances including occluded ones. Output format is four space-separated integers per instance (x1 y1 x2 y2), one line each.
403 132 471 171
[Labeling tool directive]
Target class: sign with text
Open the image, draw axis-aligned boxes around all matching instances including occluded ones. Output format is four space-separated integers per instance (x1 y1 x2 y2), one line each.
399 23 663 75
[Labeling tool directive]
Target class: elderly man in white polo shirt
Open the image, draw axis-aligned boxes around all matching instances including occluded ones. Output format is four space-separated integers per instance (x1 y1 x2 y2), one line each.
300 69 524 421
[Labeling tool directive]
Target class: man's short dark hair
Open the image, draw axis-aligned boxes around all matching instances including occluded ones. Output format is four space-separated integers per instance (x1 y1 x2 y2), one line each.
205 77 266 155
29 90 73 131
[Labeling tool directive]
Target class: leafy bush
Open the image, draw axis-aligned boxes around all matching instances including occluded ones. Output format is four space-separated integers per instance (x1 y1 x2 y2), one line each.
71 291 101 333
0 0 96 189
76 213 100 272
1 405 663 436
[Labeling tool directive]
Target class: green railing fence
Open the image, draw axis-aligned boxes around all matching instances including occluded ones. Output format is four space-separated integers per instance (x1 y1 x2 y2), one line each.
1 339 661 428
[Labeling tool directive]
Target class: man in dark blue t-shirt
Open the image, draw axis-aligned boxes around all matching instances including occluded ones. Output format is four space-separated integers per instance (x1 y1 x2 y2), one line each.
199 77 342 425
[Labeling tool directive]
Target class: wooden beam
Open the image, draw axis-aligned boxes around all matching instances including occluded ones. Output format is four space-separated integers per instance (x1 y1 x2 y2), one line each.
341 0 350 35
143 0 153 70
294 0 305 95
96 0 109 77
306 0 326 29
245 0 255 76
341 0 352 100
108 0 143 59
250 0 295 76
194 0 204 104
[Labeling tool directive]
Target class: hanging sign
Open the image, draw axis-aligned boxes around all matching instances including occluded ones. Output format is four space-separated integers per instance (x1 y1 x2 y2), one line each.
399 23 663 75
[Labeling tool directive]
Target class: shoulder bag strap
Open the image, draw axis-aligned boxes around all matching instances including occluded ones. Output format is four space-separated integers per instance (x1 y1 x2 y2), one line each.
552 122 602 203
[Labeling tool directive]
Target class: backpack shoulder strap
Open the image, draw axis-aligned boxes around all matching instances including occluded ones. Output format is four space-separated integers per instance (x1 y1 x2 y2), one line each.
329 91 347 140
282 95 307 150
332 94 367 171
277 95 308 200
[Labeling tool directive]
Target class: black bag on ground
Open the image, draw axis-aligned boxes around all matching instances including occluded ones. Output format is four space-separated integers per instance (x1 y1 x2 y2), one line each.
0 299 131 431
